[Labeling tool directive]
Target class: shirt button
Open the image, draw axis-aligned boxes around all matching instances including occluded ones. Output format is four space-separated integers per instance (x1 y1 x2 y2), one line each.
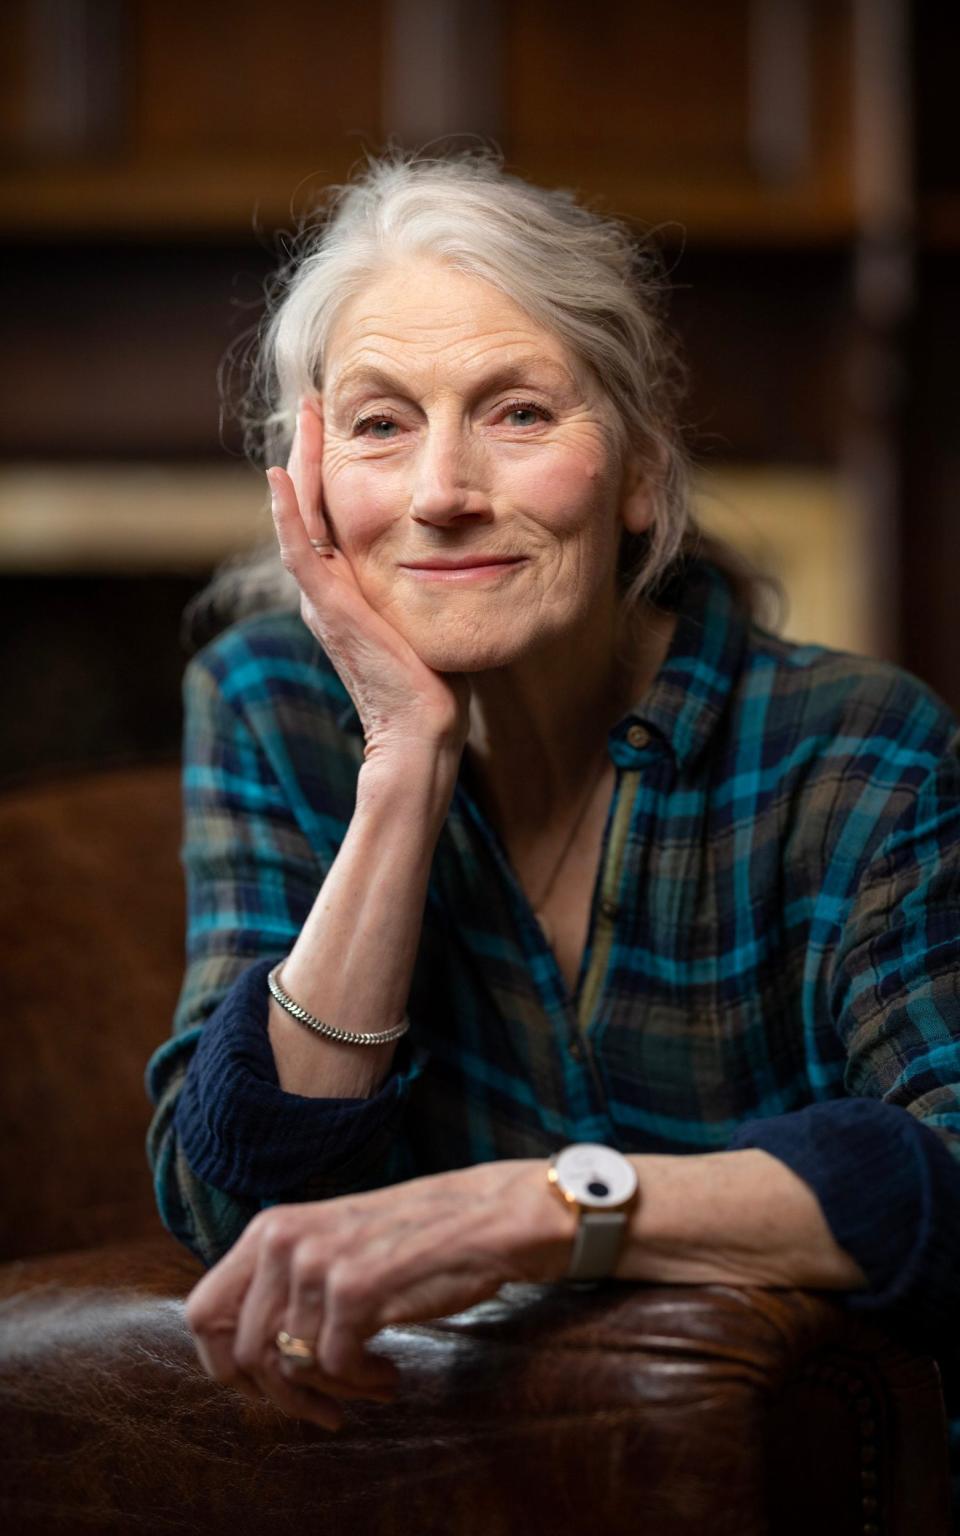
599 897 620 921
626 723 650 749
568 1037 584 1061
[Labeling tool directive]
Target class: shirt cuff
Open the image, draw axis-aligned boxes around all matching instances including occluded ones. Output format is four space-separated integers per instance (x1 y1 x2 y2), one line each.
727 1097 960 1337
174 956 429 1202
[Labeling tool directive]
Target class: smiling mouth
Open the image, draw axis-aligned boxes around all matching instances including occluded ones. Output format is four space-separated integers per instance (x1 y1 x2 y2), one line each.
399 556 525 570
398 557 528 583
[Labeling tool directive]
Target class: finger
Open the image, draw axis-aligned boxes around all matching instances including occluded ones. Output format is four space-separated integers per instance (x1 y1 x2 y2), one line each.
284 405 301 475
285 1255 399 1399
296 399 331 547
268 465 333 580
281 1263 324 1369
318 1260 402 1385
233 1225 295 1377
185 1231 263 1388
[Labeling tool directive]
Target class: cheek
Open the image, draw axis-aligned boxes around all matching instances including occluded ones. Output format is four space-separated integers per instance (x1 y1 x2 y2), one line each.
322 461 397 550
509 451 609 531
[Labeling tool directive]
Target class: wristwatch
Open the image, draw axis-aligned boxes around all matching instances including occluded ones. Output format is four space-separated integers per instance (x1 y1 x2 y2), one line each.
547 1142 639 1281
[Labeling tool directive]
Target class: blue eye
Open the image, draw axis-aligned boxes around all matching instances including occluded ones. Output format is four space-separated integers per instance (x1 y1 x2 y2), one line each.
355 416 397 439
500 399 551 428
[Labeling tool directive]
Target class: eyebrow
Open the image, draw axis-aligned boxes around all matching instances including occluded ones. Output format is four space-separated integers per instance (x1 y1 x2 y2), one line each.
329 357 577 406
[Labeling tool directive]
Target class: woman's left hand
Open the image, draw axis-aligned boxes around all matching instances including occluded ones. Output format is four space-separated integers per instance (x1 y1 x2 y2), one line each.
184 1159 571 1428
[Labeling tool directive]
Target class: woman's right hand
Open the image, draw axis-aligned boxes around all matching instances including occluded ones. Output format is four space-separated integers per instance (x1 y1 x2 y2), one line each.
268 401 472 770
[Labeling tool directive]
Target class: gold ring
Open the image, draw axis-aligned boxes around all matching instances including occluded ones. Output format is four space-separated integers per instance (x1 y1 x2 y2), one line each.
309 538 333 552
275 1329 317 1367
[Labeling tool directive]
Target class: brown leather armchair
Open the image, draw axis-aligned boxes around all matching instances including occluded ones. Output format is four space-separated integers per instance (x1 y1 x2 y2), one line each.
0 763 952 1535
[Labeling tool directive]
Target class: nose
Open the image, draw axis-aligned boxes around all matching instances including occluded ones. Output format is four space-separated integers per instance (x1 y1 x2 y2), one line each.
409 423 490 530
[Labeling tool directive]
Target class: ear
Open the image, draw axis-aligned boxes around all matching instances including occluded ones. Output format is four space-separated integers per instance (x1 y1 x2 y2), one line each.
619 446 658 536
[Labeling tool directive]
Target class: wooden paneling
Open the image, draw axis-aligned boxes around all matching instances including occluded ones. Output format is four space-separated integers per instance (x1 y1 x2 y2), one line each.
0 0 385 233
0 0 857 240
0 1 34 155
131 0 381 158
501 0 855 241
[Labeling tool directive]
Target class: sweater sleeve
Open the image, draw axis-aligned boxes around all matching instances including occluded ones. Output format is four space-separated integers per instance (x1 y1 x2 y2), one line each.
170 955 428 1201
145 647 429 1268
729 726 960 1358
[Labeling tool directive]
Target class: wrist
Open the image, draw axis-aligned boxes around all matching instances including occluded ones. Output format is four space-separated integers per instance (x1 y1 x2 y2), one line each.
535 1160 582 1280
476 1158 576 1282
356 746 461 822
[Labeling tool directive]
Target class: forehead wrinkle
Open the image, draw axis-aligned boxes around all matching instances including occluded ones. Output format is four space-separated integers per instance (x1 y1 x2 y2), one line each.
329 353 578 408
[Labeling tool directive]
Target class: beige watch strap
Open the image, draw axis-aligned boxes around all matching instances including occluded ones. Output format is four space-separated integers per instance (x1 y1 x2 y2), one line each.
567 1208 627 1280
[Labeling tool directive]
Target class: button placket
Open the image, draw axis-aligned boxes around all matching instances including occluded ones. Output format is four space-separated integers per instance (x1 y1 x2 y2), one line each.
572 766 640 1103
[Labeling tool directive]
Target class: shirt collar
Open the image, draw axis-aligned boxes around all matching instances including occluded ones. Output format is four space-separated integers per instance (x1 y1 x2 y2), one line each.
608 554 751 774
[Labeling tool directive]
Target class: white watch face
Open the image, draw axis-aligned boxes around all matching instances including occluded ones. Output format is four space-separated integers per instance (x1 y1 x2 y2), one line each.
552 1143 637 1208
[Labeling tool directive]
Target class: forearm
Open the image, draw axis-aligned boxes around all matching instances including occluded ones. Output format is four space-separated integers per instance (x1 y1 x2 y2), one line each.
269 748 460 1099
615 1149 868 1290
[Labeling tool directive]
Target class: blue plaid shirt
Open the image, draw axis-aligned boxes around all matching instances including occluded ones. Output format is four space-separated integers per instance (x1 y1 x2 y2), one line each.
146 553 960 1494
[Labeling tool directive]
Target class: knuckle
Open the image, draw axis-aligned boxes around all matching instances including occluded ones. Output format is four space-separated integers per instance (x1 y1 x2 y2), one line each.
260 1214 297 1260
290 1239 327 1289
325 1261 367 1311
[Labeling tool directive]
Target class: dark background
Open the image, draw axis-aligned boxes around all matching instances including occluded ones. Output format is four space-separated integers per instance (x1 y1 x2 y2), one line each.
1 0 957 788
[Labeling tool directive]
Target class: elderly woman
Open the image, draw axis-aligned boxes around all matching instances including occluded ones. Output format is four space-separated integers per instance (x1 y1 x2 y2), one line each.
146 150 960 1475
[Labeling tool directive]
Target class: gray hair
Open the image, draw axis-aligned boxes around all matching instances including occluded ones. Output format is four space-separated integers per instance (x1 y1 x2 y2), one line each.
185 144 780 648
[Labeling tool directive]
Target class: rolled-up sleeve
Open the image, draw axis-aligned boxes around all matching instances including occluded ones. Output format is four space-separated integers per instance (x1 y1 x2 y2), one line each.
171 956 428 1201
730 726 960 1353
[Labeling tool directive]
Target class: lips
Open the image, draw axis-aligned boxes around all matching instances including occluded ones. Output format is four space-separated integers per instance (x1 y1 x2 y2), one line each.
398 556 528 585
399 556 524 569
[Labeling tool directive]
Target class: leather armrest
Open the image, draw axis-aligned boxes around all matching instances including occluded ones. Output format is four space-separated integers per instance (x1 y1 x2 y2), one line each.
0 1237 950 1536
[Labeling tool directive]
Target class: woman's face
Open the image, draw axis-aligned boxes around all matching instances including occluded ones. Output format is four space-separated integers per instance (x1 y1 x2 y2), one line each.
319 258 652 672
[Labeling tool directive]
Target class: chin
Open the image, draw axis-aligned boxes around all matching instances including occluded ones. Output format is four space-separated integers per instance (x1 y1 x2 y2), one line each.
412 638 526 674
404 619 535 674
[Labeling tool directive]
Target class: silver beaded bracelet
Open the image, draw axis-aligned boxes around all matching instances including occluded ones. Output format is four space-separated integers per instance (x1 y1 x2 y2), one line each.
266 962 410 1046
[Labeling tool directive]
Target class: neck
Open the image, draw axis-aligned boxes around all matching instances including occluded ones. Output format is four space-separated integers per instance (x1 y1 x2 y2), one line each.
464 587 674 839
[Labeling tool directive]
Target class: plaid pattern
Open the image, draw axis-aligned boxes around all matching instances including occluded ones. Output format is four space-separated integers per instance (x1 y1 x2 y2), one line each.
146 554 960 1467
